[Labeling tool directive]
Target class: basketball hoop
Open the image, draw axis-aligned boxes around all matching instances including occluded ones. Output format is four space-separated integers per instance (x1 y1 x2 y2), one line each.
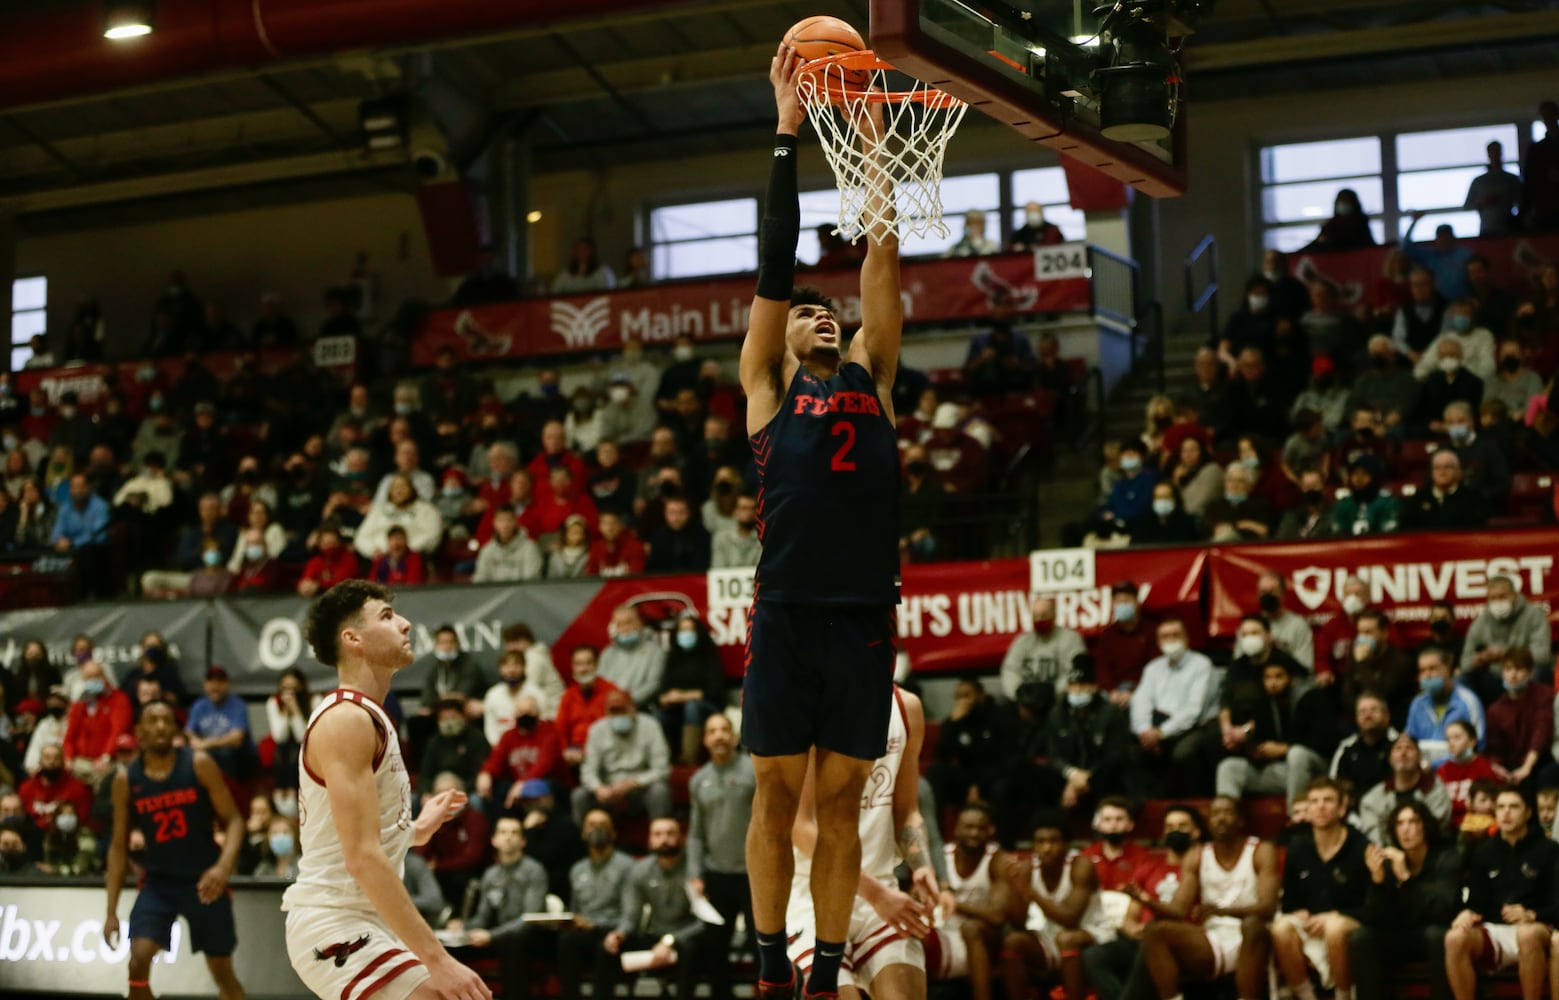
796 50 969 244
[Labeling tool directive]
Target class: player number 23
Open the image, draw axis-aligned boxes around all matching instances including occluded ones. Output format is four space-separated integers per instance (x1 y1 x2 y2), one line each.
831 421 857 472
152 809 188 843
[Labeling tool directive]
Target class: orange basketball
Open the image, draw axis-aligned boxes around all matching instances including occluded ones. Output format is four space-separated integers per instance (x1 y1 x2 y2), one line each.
784 15 869 86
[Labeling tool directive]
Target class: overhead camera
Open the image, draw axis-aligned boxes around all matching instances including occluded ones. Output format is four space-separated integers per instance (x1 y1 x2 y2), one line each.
1092 1 1211 142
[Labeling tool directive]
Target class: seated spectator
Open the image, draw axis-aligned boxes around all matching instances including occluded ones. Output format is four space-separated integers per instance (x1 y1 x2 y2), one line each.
558 809 634 1000
1281 407 1334 485
472 469 536 546
1400 449 1485 532
295 521 359 597
446 816 548 1000
23 687 71 774
927 678 1017 809
1407 648 1485 765
644 493 711 573
1190 347 1228 427
1349 799 1462 1000
50 473 110 594
1093 582 1158 704
1214 348 1288 445
1437 719 1501 828
547 514 593 578
1409 339 1484 434
417 771 490 905
1270 779 1369 1000
963 310 1036 395
1011 201 1064 248
356 474 443 557
655 615 725 765
476 694 563 811
62 662 132 786
481 650 547 745
185 665 252 779
1249 571 1313 673
1424 600 1466 676
1414 300 1497 383
469 442 519 519
600 818 721 999
1000 596 1085 699
1045 657 1140 809
1219 276 1279 360
586 440 636 520
1130 618 1219 783
1331 693 1400 817
925 403 991 495
1215 658 1333 806
1201 461 1272 541
39 800 99 875
121 645 187 712
368 525 427 585
599 604 666 707
528 421 590 502
1358 732 1453 846
509 780 583 901
1461 575 1551 685
1484 649 1554 787
473 506 543 583
570 689 672 824
18 743 92 832
1162 435 1223 518
1124 481 1202 545
1276 468 1334 540
598 374 653 445
1214 613 1309 764
1391 267 1448 360
1443 788 1559 998
1300 280 1367 367
1301 187 1376 251
1076 438 1157 544
418 698 490 796
945 209 998 257
1489 339 1544 414
711 491 761 569
1443 400 1511 506
556 647 618 766
553 236 616 293
587 511 645 577
1330 454 1399 536
252 815 300 879
1344 611 1416 724
1348 336 1422 432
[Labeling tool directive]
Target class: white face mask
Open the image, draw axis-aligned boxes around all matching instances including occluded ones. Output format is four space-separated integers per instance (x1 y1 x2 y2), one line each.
1488 599 1514 619
609 386 631 404
1025 210 1044 227
1341 594 1366 616
1237 633 1266 658
673 345 695 362
1159 640 1187 660
1438 357 1462 374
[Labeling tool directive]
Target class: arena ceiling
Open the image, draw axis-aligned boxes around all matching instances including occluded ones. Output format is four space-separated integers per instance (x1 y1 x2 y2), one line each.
0 0 1556 229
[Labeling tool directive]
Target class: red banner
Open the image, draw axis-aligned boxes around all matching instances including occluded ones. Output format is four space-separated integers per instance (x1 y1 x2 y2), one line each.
1205 528 1559 646
1287 233 1559 309
12 343 348 409
413 250 1093 366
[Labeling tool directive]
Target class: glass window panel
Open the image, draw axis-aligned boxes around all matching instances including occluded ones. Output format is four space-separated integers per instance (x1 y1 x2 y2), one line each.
1395 124 1519 172
649 199 756 242
796 229 822 266
1009 205 1087 242
11 309 46 342
1261 178 1383 224
1397 166 1485 213
1011 166 1070 207
899 225 962 257
12 276 46 312
11 345 32 371
652 236 758 280
1261 138 1380 184
934 173 1001 212
1405 210 1482 240
799 190 839 230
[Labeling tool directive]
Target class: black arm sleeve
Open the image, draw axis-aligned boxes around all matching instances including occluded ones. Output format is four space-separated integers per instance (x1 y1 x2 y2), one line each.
755 134 800 302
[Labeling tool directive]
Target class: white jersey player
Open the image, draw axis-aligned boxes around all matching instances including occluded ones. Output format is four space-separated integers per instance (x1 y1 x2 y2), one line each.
1000 811 1104 999
1138 796 1279 1000
282 581 490 1000
787 687 937 1000
926 804 1012 1000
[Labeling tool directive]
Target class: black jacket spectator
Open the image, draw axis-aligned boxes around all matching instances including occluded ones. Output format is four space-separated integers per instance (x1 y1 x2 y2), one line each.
1451 433 1511 506
1043 692 1139 798
1125 503 1201 545
1215 374 1287 445
926 684 1016 809
646 517 711 573
1360 841 1462 928
1247 684 1338 762
1396 295 1447 354
417 722 490 795
1283 824 1371 917
1222 647 1307 729
1410 369 1483 430
1332 726 1400 813
1400 484 1486 531
1463 826 1559 925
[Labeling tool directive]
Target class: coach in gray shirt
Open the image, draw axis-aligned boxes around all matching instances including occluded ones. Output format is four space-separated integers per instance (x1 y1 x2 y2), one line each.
456 816 549 1000
687 713 753 1000
558 809 635 1000
1000 596 1087 700
602 818 718 999
599 604 666 706
572 689 673 823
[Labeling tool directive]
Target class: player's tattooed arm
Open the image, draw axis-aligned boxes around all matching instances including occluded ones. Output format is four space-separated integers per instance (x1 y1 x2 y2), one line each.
899 821 932 874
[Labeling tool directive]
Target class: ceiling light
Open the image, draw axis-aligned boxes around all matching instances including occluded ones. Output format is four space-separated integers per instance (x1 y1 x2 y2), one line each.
359 96 408 153
103 0 154 40
526 211 543 224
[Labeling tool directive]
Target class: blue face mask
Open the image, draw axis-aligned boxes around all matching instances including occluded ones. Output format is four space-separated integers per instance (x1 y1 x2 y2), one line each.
1447 424 1470 442
613 630 641 649
1225 491 1247 504
676 631 698 651
1449 314 1472 333
81 678 105 697
1119 456 1142 473
1152 498 1175 517
1505 679 1528 695
269 833 294 857
1420 674 1444 695
1113 602 1137 624
608 715 633 735
202 549 222 567
1066 691 1093 708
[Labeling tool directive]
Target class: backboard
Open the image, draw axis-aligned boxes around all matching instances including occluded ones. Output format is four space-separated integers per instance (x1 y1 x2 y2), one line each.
869 0 1198 197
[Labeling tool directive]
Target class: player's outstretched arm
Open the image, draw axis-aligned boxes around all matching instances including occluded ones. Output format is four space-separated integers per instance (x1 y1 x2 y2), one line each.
848 103 901 410
103 767 130 947
742 44 806 428
193 750 245 903
311 707 490 1000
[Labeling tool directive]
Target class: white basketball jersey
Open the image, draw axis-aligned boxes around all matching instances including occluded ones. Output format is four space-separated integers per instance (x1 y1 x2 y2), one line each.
945 842 997 907
793 688 909 887
282 690 413 913
1198 837 1259 931
1025 851 1112 942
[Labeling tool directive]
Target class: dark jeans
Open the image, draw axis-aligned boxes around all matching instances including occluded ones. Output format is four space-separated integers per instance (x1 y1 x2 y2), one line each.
703 869 754 999
1349 922 1450 1000
492 925 540 1000
557 926 613 999
601 927 720 999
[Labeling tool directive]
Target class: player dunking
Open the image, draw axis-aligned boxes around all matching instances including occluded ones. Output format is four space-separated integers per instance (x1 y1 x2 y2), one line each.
741 43 904 1000
283 581 490 1000
105 699 247 1000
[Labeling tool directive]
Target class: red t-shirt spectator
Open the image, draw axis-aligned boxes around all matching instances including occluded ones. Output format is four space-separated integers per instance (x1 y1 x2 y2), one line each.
18 770 93 832
232 558 282 594
1160 421 1213 466
1437 753 1501 827
481 721 564 786
62 688 133 765
370 551 426 586
925 431 989 495
587 532 646 577
523 490 599 541
555 678 620 750
1484 681 1555 773
301 545 360 590
526 452 589 503
416 805 489 880
474 476 513 515
1082 840 1160 892
1092 617 1160 697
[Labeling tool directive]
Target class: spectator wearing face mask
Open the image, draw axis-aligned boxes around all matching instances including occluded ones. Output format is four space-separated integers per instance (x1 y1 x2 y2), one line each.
19 742 93 832
1046 658 1141 809
419 699 490 796
1011 201 1065 249
1482 649 1553 788
476 693 563 810
598 605 666 707
1000 596 1086 700
1302 188 1376 252
655 335 703 414
598 373 654 445
40 801 99 874
1345 611 1416 726
1410 339 1483 436
1219 276 1280 361
0 827 40 874
1390 268 1448 362
421 624 488 718
571 689 673 824
61 662 132 786
557 646 619 766
295 521 359 597
1253 571 1315 673
1210 615 1310 777
1092 581 1158 706
1329 454 1399 537
1488 342 1544 415
1201 461 1272 542
23 688 71 774
481 650 549 745
1067 439 1157 545
252 815 301 879
655 615 725 766
1130 618 1219 788
1413 300 1496 383
1440 401 1511 506
1125 481 1201 545
1461 576 1551 690
1435 720 1500 828
1277 468 1335 541
1405 648 1485 766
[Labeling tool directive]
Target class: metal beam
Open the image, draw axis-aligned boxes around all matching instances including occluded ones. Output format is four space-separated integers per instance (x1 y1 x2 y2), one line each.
1 116 84 178
502 40 777 107
257 74 353 148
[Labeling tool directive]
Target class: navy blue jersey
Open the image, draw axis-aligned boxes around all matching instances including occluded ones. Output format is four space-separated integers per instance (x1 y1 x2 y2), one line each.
752 361 899 605
127 748 220 880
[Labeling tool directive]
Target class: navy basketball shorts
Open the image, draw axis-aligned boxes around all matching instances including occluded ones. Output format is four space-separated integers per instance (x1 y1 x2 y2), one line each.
129 876 238 957
742 601 896 760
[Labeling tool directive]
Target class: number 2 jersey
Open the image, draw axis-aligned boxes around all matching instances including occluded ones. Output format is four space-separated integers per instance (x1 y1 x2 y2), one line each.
126 747 219 880
282 689 413 914
752 360 900 606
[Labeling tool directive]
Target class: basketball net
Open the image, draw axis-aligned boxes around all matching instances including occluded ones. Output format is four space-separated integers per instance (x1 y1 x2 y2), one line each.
796 53 969 244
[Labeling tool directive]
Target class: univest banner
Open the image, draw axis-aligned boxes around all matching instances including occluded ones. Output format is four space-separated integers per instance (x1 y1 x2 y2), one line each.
1204 528 1559 645
412 250 1094 366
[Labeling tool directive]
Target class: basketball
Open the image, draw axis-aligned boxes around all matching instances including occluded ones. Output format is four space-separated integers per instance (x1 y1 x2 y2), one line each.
784 15 869 85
